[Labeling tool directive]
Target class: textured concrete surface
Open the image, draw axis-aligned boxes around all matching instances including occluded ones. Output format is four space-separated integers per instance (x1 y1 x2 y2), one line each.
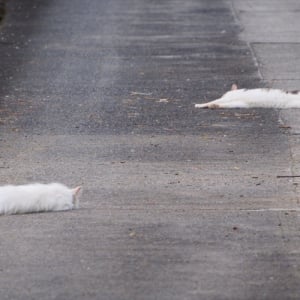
233 0 300 208
0 0 299 299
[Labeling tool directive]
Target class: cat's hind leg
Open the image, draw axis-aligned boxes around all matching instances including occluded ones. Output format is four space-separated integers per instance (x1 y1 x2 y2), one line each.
195 99 222 108
195 100 248 109
195 103 220 109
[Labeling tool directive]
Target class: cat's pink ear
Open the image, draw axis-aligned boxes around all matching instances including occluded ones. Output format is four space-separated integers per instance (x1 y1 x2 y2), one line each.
231 84 238 90
72 186 82 197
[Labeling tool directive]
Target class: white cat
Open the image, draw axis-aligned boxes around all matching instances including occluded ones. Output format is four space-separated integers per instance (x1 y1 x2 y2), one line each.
195 84 300 109
0 183 82 215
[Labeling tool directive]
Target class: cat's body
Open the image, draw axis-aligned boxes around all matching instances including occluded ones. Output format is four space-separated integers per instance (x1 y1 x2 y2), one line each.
195 85 300 109
0 183 81 215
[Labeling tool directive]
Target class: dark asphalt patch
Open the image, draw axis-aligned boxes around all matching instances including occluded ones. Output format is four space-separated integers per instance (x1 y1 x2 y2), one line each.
0 0 277 136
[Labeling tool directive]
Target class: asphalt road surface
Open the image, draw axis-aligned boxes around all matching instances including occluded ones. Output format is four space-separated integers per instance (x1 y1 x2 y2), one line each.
0 0 299 299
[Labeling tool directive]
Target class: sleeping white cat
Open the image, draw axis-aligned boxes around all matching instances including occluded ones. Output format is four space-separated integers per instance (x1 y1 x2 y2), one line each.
0 183 81 215
195 84 300 109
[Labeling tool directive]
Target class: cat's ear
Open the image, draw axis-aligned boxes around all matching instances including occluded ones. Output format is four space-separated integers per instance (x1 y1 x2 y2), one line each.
72 186 82 208
72 186 82 197
231 84 238 90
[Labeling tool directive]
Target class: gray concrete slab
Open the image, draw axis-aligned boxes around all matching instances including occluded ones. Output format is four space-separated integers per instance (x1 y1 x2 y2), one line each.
233 0 300 43
0 0 299 299
252 44 300 81
0 134 296 211
233 0 300 232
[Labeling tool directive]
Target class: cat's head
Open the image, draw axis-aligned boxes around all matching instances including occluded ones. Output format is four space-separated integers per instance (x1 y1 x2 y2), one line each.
223 83 241 99
71 186 82 208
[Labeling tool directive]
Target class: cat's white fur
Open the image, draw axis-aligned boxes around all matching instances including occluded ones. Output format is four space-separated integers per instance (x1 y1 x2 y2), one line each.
195 84 300 109
0 183 81 215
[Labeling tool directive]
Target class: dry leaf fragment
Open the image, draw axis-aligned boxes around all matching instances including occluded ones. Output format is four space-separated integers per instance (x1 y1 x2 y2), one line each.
130 91 152 96
158 98 169 103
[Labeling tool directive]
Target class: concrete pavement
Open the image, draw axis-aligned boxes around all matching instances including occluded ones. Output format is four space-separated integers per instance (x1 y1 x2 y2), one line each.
0 0 299 299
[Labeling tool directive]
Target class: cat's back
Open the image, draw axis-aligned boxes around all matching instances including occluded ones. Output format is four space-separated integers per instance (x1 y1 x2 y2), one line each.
0 183 65 197
0 183 77 215
0 184 25 198
0 183 43 200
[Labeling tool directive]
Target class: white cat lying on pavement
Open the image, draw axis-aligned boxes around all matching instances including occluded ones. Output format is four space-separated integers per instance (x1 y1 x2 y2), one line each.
195 84 300 109
0 183 81 215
